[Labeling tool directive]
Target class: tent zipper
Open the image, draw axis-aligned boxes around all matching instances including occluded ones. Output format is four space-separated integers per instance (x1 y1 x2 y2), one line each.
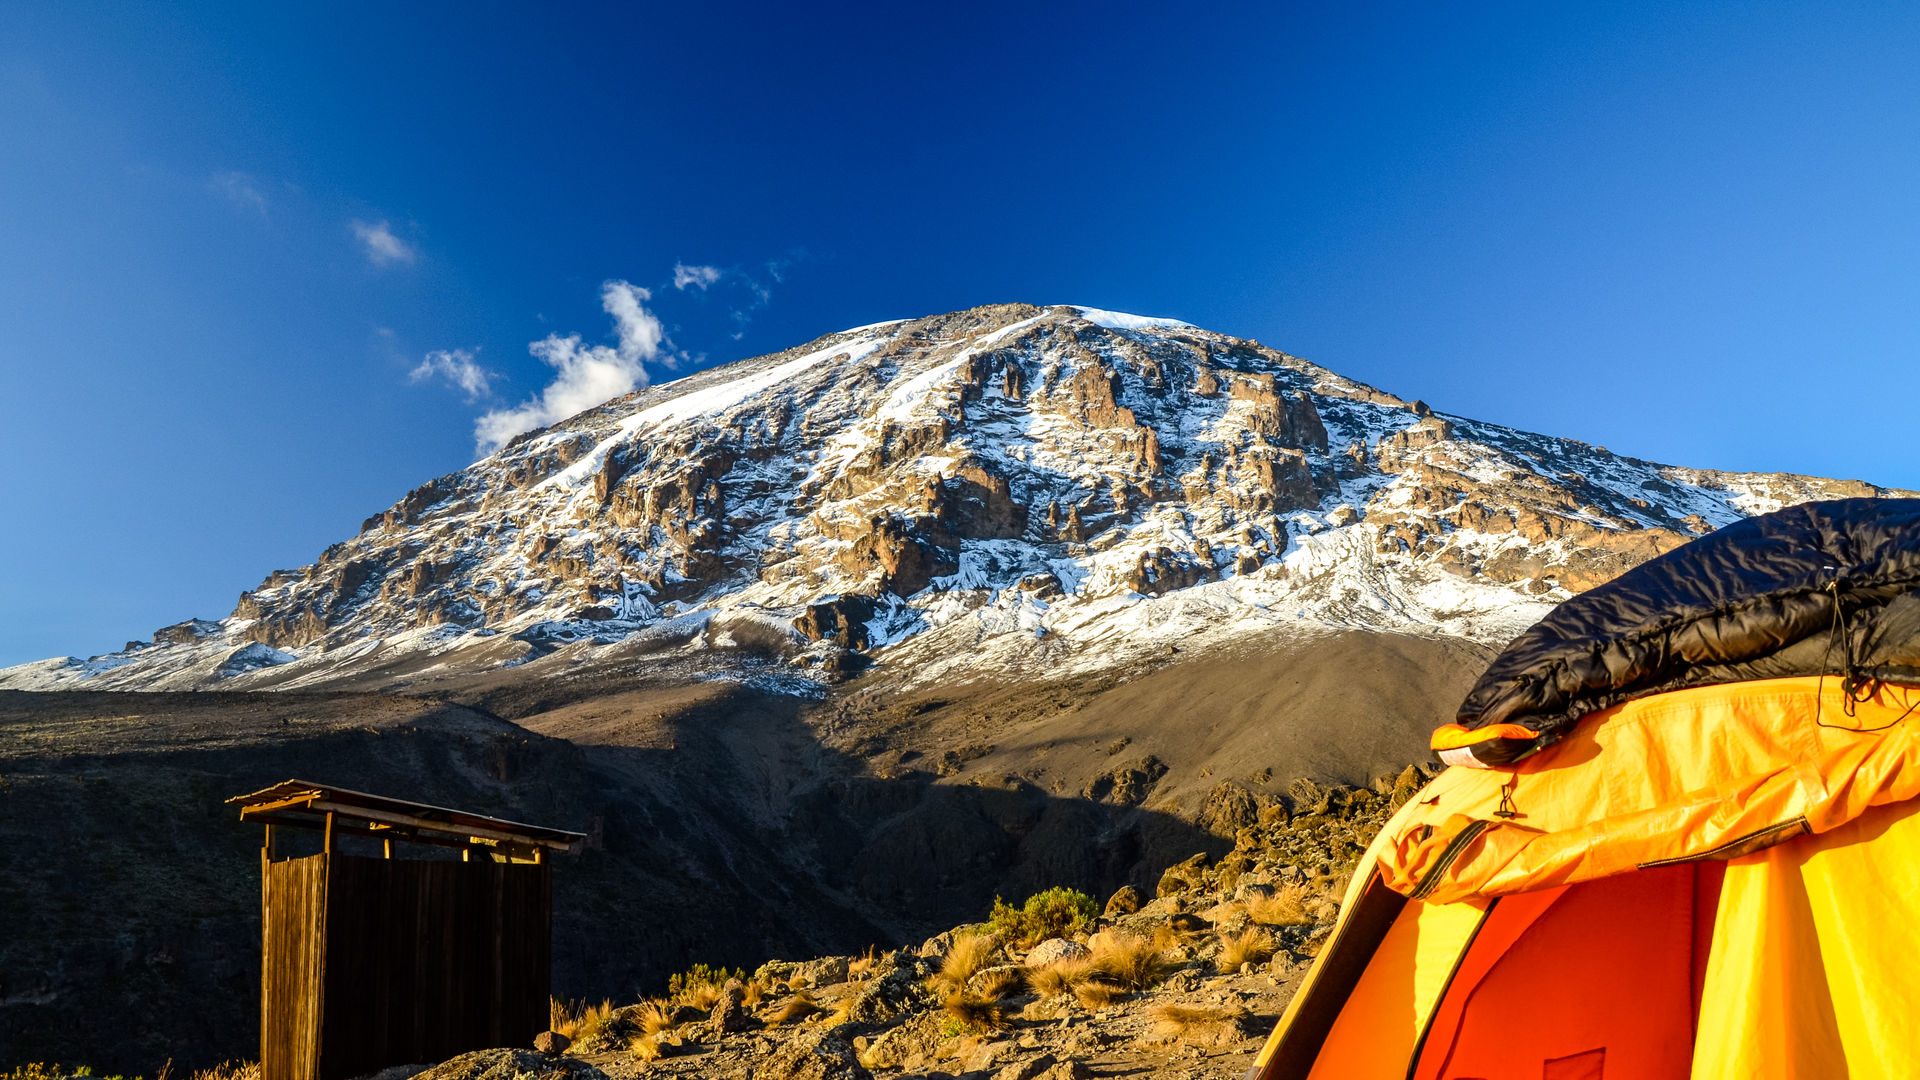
1410 819 1492 901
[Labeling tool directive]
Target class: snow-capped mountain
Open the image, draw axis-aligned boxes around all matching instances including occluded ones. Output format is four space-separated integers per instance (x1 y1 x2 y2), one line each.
5 303 1905 693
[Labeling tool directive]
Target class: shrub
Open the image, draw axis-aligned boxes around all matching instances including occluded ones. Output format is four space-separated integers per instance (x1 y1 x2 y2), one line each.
668 963 743 1006
987 887 1098 948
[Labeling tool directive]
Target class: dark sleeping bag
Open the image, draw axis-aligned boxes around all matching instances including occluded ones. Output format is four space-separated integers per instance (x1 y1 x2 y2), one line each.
1442 497 1920 766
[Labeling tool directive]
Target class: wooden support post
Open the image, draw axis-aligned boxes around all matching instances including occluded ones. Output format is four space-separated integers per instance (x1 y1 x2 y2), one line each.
324 811 335 855
462 847 471 863
383 837 394 859
534 847 545 866
263 822 274 864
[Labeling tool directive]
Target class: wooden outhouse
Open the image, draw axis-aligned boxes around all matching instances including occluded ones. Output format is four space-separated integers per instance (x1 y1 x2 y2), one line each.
231 780 585 1080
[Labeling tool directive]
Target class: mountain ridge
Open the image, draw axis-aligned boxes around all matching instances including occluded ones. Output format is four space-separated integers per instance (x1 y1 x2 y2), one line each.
4 302 1907 693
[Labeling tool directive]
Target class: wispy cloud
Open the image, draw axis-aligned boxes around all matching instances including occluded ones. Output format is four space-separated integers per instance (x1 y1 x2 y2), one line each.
209 171 269 216
673 262 721 291
351 219 417 266
410 348 498 401
672 259 785 340
474 280 671 453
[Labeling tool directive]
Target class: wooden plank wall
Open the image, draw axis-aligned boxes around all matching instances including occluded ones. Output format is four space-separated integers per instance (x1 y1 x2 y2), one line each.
262 855 328 1080
316 855 551 1080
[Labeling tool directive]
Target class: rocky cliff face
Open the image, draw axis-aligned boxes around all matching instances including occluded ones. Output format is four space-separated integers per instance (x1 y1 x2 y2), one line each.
4 303 1904 692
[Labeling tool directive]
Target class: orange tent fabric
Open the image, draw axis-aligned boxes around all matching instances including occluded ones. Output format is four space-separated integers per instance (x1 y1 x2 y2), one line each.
1250 676 1920 1080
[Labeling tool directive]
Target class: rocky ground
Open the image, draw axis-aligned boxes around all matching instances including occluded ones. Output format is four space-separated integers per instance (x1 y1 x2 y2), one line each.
431 769 1418 1080
0 632 1460 1074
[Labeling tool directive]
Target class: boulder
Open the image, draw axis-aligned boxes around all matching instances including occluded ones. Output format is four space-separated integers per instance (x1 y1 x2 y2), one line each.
708 978 756 1033
1103 884 1143 916
1156 852 1210 898
1026 938 1091 967
794 954 851 988
410 1049 606 1080
756 1025 873 1080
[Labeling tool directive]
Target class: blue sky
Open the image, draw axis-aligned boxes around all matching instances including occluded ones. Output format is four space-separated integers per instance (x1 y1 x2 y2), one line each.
3 1 1918 665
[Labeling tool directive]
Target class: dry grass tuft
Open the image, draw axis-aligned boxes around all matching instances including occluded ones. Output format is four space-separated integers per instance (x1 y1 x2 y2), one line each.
1026 957 1096 998
1091 932 1177 991
1072 978 1130 1009
769 992 821 1024
680 982 724 1012
634 999 679 1036
973 966 1028 1000
190 1063 259 1080
628 1033 664 1062
928 931 999 991
1150 1002 1251 1046
1216 927 1276 973
847 946 881 981
1151 924 1187 953
1246 884 1316 927
741 979 769 1008
943 990 1013 1032
549 998 615 1041
823 995 857 1027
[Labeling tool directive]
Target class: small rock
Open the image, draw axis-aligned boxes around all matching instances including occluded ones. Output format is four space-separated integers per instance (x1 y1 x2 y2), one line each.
1102 884 1142 916
1034 1063 1090 1080
1025 938 1091 967
991 1053 1058 1080
1168 911 1210 934
1391 763 1430 805
532 1031 571 1057
708 977 757 1033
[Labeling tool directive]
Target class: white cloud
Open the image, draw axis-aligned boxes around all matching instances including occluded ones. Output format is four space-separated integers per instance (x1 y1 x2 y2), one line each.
410 348 497 401
673 262 722 291
474 280 669 453
352 219 417 266
209 171 268 215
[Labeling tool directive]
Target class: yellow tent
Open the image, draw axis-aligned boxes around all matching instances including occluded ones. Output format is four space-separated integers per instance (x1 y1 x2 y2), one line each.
1248 674 1920 1080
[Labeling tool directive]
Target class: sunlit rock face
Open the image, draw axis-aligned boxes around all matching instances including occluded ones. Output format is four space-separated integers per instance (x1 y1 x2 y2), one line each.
5 302 1904 692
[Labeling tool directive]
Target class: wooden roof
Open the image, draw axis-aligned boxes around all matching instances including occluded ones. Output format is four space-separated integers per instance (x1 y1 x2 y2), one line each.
230 779 585 857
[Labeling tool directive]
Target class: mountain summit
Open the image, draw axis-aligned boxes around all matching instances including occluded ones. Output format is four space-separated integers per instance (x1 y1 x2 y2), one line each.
4 303 1904 693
